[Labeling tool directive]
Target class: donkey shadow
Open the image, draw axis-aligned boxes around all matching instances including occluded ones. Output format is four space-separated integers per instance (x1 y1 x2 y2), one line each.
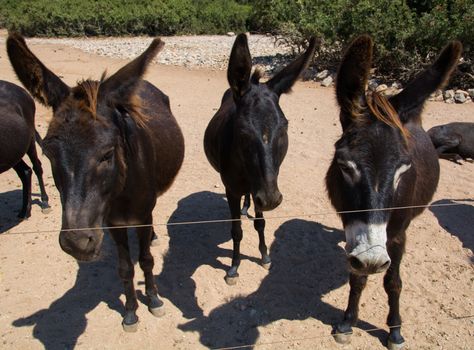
178 218 384 349
12 233 124 350
430 199 474 262
156 191 261 319
0 189 43 233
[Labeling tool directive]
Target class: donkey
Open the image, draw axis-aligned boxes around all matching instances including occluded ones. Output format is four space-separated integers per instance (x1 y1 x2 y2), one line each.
427 122 474 164
204 33 316 284
0 80 50 218
325 35 461 349
7 33 184 332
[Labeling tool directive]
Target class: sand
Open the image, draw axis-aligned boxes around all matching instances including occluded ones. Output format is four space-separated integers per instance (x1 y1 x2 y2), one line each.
0 38 473 350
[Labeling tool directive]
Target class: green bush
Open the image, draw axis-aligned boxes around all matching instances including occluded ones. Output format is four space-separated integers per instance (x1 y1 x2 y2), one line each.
0 0 472 87
249 0 473 87
0 0 251 36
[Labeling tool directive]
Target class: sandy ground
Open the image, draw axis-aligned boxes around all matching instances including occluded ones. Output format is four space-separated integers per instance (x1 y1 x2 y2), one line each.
0 38 473 350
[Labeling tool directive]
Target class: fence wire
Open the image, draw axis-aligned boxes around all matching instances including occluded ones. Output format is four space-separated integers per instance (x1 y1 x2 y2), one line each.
211 314 474 350
1 201 469 236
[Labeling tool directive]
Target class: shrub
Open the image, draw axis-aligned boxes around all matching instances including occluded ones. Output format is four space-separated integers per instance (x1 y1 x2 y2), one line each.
0 0 251 36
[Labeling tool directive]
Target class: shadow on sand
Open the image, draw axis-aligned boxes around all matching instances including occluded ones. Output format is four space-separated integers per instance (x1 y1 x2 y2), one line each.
430 199 474 262
0 189 44 233
156 191 261 320
12 234 124 350
157 200 384 349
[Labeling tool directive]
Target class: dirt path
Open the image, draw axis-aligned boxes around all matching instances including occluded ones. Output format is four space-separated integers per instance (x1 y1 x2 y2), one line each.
0 39 473 350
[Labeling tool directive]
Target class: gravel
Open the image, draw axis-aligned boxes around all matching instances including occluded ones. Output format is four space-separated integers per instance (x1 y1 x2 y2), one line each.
24 34 293 71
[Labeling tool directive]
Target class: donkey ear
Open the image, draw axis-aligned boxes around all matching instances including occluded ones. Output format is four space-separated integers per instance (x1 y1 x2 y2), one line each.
99 38 164 105
227 33 252 100
390 41 462 123
267 37 317 95
336 35 373 127
7 32 70 109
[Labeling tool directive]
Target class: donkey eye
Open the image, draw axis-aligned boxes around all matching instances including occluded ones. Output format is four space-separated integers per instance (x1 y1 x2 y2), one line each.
100 150 114 163
337 159 361 185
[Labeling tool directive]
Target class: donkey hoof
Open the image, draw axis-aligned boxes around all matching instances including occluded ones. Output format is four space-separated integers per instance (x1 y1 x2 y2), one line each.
148 295 165 317
387 340 405 350
41 205 52 214
225 275 239 285
122 313 139 332
332 324 352 344
261 256 271 270
225 268 239 285
333 332 352 344
149 304 165 317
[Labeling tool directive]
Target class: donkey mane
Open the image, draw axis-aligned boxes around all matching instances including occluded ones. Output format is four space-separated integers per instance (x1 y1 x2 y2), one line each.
72 79 101 119
351 91 410 140
67 75 148 128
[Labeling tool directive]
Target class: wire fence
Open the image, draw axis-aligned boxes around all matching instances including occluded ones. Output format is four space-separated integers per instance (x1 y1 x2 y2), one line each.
0 198 472 347
1 201 469 236
211 314 474 350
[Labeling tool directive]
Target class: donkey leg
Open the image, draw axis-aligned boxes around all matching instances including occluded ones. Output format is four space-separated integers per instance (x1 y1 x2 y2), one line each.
225 191 243 285
109 228 139 332
333 273 368 344
13 160 32 219
254 211 271 269
384 240 405 350
241 193 251 217
137 220 164 317
27 140 50 212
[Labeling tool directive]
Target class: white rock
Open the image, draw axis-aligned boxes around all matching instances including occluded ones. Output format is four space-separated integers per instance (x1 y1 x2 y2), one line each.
316 69 329 80
375 84 388 92
454 92 466 103
468 89 474 99
321 76 333 87
391 82 402 89
227 32 235 37
445 97 455 104
368 80 379 91
444 89 455 99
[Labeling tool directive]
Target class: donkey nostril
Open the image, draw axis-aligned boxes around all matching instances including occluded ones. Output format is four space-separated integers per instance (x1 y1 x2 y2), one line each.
380 260 391 270
349 256 366 270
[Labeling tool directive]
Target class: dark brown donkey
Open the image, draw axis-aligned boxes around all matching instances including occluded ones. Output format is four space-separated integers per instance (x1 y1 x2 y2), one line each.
204 33 316 284
326 36 461 349
428 122 474 164
7 34 184 332
0 80 50 218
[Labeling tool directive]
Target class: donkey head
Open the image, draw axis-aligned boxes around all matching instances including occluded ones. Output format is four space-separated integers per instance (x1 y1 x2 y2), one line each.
7 33 163 261
228 34 316 211
326 35 461 275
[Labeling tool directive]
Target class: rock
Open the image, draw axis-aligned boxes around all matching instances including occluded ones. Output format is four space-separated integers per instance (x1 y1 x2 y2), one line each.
464 96 472 103
368 79 379 91
321 76 333 87
381 87 399 97
316 69 329 80
455 89 468 97
391 82 402 89
468 89 474 99
375 84 388 93
445 97 455 104
444 89 455 100
454 91 466 103
434 94 445 102
226 32 235 37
